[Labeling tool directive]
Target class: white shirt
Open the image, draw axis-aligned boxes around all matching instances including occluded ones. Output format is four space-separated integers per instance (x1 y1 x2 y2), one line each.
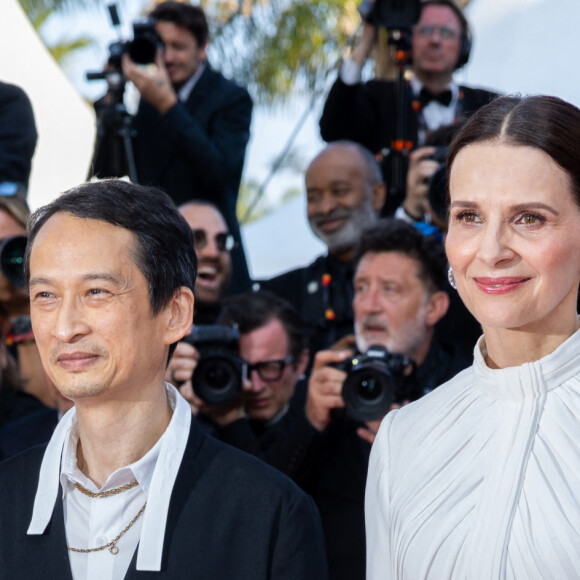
177 63 205 103
366 329 580 579
27 383 192 579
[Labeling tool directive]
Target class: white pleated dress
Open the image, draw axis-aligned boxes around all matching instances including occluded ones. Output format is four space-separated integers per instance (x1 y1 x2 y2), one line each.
366 329 580 579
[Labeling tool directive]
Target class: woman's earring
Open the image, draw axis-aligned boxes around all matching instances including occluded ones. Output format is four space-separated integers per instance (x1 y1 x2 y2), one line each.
448 266 457 290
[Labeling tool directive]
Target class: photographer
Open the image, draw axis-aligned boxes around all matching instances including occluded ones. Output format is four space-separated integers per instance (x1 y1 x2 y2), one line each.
90 1 253 295
257 141 386 356
173 291 315 481
302 218 470 580
320 0 498 215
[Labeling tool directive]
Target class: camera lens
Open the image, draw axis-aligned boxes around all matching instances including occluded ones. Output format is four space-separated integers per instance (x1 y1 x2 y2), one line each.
193 354 243 406
0 236 26 288
342 364 395 422
358 375 382 401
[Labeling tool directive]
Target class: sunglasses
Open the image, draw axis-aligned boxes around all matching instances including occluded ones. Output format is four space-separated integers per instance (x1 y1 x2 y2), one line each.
192 229 237 253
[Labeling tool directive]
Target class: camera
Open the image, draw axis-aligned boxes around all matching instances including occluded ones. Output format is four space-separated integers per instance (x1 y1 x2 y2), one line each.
184 325 248 406
86 5 161 83
359 0 421 30
336 345 416 422
0 236 26 288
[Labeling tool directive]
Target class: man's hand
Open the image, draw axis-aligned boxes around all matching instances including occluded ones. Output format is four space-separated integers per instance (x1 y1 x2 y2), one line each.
356 400 410 444
122 50 178 115
351 21 378 67
404 147 441 220
306 349 352 431
166 340 199 386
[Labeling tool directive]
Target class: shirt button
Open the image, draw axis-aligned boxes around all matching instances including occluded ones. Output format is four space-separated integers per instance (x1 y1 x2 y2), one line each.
96 536 107 547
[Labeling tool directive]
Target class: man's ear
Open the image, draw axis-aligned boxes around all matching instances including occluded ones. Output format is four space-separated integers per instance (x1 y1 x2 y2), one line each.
164 286 194 345
296 348 310 377
198 42 208 62
425 290 450 326
371 182 387 213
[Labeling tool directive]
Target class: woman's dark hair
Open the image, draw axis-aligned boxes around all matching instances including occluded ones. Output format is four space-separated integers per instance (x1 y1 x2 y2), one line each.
447 95 580 208
218 290 307 363
150 1 209 48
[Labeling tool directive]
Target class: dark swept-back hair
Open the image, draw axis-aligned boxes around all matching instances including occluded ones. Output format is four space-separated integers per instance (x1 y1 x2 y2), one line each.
447 95 580 209
150 1 209 48
354 218 447 294
217 290 307 363
24 180 197 316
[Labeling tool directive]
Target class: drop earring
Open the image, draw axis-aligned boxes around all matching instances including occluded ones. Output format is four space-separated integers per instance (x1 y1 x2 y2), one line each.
448 266 457 290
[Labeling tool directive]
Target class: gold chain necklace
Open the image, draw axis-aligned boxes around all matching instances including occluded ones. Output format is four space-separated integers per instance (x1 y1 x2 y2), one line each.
67 501 147 555
74 479 139 498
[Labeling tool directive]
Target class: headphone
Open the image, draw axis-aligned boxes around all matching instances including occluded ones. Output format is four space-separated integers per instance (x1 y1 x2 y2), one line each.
418 0 472 69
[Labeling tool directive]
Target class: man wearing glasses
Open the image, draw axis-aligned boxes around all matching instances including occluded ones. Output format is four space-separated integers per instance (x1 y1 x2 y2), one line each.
181 290 314 481
320 0 498 216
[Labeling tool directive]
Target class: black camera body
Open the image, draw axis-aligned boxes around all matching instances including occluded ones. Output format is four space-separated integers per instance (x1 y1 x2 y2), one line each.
359 0 421 30
86 11 161 82
336 345 415 422
184 325 248 406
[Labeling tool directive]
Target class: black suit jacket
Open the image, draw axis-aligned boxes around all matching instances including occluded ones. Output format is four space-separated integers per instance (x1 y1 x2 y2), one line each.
320 77 498 213
91 66 253 294
0 420 328 579
0 81 37 190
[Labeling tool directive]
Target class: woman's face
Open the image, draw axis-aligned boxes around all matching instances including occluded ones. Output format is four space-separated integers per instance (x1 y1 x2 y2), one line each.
446 142 580 334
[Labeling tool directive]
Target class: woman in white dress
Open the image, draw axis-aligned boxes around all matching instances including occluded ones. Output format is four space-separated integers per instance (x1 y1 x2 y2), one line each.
365 95 580 580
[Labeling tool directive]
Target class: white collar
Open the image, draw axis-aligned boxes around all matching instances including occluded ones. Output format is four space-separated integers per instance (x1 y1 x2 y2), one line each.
27 383 192 572
177 63 206 102
410 75 458 100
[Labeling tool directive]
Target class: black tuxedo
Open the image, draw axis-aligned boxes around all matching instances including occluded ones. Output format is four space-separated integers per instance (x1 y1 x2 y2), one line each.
91 66 253 294
0 420 328 579
320 77 498 214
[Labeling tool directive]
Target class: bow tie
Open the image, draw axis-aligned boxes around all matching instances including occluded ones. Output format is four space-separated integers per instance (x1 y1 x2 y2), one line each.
418 87 453 107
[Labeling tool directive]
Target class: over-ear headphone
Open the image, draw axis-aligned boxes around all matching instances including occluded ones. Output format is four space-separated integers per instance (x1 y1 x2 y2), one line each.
417 0 472 69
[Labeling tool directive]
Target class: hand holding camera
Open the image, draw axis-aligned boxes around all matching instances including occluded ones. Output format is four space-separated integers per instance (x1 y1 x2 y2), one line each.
404 146 441 220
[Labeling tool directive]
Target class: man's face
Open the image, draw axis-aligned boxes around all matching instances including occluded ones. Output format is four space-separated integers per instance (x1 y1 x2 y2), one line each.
306 147 378 260
156 21 206 89
179 204 232 305
353 251 432 362
29 213 173 402
411 4 463 78
239 318 304 423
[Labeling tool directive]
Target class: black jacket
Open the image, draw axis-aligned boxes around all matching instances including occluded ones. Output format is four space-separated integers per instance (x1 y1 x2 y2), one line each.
91 66 253 295
0 419 328 579
320 76 498 213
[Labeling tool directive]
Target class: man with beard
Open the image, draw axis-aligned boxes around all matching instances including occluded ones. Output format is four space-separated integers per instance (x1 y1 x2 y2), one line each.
299 218 470 580
258 141 386 356
178 201 233 324
165 201 233 395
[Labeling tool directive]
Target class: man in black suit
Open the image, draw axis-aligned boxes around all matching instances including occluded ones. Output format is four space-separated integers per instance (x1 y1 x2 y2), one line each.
320 0 498 215
0 81 37 193
0 180 327 579
90 2 252 295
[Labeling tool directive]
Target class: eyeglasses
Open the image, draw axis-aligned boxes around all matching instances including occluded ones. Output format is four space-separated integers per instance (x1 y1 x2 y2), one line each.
414 25 459 41
246 355 295 382
192 229 237 253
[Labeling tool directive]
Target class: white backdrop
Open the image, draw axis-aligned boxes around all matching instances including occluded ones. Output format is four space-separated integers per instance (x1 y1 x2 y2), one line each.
0 0 95 211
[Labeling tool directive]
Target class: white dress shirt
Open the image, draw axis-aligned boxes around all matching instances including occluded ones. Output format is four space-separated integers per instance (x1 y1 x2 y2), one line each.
27 383 192 579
